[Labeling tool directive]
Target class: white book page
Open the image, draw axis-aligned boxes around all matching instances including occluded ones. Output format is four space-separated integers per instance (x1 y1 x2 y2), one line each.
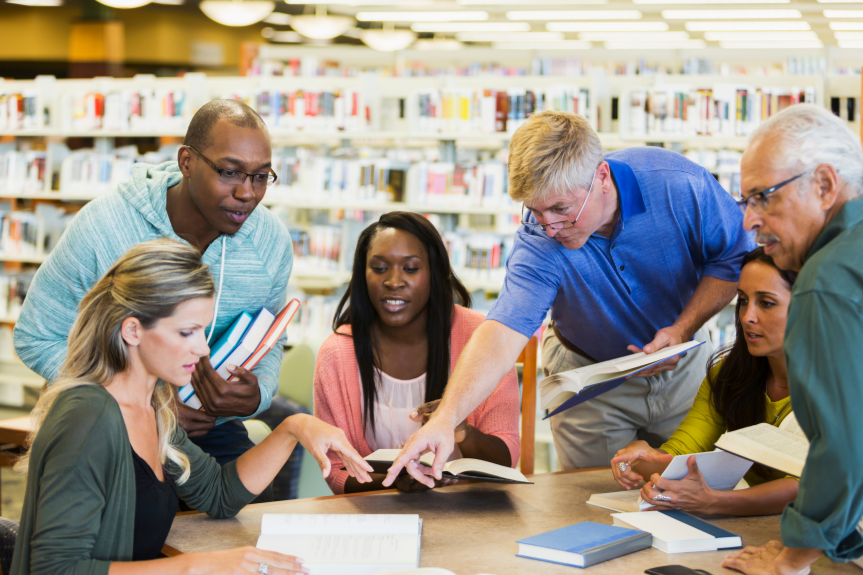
778 412 807 440
256 533 418 566
612 511 710 542
716 424 808 477
261 514 421 536
441 458 528 482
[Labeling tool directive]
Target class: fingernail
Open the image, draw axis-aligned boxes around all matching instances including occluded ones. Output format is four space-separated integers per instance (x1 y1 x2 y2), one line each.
296 559 304 565
226 364 236 371
410 411 418 418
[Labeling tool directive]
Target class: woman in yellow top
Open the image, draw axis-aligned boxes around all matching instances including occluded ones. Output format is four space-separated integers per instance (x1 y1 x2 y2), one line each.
611 247 798 516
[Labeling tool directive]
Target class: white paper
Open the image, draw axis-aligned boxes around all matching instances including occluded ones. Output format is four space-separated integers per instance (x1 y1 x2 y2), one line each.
261 514 420 536
638 451 753 510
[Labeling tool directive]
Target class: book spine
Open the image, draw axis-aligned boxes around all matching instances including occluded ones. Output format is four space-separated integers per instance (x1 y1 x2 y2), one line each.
581 532 653 567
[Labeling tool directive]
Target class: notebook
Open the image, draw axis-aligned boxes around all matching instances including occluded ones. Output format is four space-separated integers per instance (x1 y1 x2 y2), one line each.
255 513 422 575
364 449 532 484
715 422 809 478
541 341 705 419
215 307 275 380
612 510 742 553
517 521 651 568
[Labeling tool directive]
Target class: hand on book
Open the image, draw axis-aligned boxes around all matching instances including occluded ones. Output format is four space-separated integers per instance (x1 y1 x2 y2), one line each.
172 387 217 438
382 417 457 490
627 325 686 379
180 546 308 575
395 460 458 493
640 456 718 515
192 356 261 417
410 399 469 443
611 440 673 489
287 414 374 483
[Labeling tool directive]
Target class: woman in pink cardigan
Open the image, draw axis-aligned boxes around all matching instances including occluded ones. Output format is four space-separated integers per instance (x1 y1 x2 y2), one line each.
314 212 521 495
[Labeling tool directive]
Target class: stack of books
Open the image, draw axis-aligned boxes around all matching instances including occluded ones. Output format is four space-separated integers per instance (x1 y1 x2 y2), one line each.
179 299 300 409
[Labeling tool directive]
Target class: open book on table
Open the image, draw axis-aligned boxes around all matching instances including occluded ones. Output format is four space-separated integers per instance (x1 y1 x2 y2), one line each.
715 414 809 478
256 514 422 575
364 449 532 484
541 341 705 419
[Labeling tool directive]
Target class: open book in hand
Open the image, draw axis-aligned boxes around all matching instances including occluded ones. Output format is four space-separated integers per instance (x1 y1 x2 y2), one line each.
364 449 532 484
714 414 809 478
541 340 705 419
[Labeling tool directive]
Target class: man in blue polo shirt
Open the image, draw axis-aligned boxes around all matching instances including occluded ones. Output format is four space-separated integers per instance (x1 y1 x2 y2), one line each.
385 110 753 486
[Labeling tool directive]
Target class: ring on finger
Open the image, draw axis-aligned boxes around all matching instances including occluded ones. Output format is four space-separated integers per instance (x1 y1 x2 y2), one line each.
617 462 629 472
653 493 671 503
257 563 269 574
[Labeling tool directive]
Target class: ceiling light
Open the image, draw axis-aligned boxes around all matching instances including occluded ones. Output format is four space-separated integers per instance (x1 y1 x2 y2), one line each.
359 28 416 50
636 0 788 3
685 21 809 31
719 39 823 48
152 0 183 4
411 22 530 32
663 9 801 19
830 22 863 30
507 10 642 20
261 26 274 37
456 31 563 41
270 31 303 42
286 0 404 3
263 12 291 25
548 21 667 31
357 11 487 22
95 0 150 7
413 38 464 50
705 31 817 40
200 0 275 24
579 31 689 40
838 39 863 47
605 39 706 49
6 0 63 5
291 7 354 39
824 10 863 18
462 0 606 3
817 0 863 2
492 40 592 49
835 31 863 39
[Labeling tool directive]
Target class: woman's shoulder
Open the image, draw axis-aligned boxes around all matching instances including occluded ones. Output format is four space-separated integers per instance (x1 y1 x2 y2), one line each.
452 305 486 334
317 329 356 377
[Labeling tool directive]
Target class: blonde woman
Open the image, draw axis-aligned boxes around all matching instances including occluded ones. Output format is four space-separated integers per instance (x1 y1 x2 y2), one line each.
11 239 373 575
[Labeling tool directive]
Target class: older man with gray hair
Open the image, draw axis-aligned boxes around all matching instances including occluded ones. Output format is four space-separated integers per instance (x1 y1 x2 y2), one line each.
384 110 753 487
722 105 863 574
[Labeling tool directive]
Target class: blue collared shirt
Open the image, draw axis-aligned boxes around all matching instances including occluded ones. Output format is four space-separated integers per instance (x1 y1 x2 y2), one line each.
486 146 754 362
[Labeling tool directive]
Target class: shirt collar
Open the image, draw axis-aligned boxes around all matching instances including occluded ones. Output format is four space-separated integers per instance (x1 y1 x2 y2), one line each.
606 157 647 221
805 196 863 262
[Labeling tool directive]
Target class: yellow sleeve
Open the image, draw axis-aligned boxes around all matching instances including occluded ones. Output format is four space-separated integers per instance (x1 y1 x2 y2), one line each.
661 365 726 456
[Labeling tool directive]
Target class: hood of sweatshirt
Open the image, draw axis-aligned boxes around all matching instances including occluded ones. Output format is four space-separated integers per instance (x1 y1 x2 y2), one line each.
116 161 184 239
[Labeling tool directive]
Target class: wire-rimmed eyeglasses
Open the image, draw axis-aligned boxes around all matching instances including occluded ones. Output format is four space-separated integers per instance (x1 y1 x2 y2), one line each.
520 167 599 231
187 146 277 189
736 171 808 214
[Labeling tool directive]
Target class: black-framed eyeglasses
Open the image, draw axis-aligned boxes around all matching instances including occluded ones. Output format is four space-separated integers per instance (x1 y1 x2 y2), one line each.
520 166 599 232
736 171 808 214
186 146 277 188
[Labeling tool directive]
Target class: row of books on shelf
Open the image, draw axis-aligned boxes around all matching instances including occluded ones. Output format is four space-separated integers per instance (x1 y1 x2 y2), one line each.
0 271 33 320
408 86 591 134
289 225 343 271
684 149 742 199
63 90 190 132
444 233 513 284
0 204 72 258
0 150 47 195
627 85 817 138
60 146 175 195
0 92 42 131
239 89 369 133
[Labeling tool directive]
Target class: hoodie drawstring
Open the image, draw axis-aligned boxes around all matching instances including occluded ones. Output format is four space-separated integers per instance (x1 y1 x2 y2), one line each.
206 235 226 345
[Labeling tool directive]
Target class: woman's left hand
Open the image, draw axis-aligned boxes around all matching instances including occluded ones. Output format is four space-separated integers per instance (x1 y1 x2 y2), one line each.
640 455 717 514
410 399 469 443
287 414 374 482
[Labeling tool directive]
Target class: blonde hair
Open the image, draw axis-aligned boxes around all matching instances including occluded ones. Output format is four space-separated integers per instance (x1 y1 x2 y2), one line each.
508 110 604 205
16 239 215 484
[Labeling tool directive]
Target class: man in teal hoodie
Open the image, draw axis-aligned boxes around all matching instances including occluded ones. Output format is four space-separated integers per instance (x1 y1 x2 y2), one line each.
14 100 293 501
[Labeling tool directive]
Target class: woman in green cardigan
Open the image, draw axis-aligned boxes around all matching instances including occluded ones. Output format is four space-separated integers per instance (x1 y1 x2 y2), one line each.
11 239 373 575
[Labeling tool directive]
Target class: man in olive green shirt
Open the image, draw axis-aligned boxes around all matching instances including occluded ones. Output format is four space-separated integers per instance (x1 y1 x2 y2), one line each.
722 105 863 574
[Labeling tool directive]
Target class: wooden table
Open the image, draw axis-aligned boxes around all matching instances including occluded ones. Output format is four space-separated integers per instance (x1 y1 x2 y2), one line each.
0 416 31 515
165 469 856 574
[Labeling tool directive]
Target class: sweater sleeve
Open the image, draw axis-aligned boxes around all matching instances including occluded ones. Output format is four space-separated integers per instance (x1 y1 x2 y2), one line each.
313 336 352 495
661 370 726 457
170 427 256 518
467 364 521 468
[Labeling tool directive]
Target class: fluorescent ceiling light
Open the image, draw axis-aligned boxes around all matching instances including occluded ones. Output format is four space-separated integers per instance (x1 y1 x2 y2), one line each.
285 0 403 3
291 8 354 39
263 12 291 24
824 10 863 18
413 38 463 50
605 39 706 49
6 0 63 5
507 10 642 20
356 11 487 22
411 22 530 32
704 31 817 40
817 0 863 2
838 40 863 48
548 21 667 31
719 39 823 48
200 0 274 24
835 31 863 39
359 28 416 50
457 31 563 41
492 40 592 49
663 9 801 19
579 31 689 40
830 22 863 30
685 21 809 31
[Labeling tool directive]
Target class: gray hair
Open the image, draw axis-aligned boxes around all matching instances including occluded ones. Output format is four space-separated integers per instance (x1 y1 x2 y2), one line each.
749 103 863 199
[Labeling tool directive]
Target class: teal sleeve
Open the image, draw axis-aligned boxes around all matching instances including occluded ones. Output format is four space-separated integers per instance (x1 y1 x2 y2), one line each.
781 291 863 561
170 426 256 517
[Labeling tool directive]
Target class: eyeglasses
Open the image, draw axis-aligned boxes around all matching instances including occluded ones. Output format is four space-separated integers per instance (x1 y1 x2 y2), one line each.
736 171 808 214
187 146 277 188
521 167 599 232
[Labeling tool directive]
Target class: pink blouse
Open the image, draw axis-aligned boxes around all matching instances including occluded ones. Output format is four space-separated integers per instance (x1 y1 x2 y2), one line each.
313 305 521 494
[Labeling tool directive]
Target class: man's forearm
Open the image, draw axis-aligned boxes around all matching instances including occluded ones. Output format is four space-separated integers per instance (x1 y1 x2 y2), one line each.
433 320 528 427
674 276 737 340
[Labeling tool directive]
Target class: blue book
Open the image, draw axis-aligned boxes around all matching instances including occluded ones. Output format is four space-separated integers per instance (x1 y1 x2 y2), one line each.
517 521 651 568
177 311 254 409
